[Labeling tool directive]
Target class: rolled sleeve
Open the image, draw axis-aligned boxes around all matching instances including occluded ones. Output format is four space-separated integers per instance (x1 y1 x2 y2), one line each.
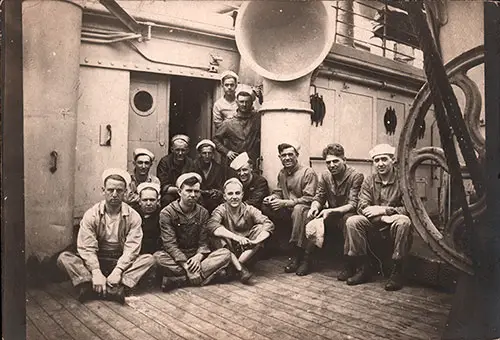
206 205 225 234
295 168 318 205
313 174 328 208
77 210 100 272
115 211 143 271
159 209 188 263
347 172 364 210
248 205 274 234
357 177 374 215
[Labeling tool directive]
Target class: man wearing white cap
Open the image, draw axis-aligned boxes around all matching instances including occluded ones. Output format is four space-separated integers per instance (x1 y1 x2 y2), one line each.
157 134 196 208
136 182 162 255
154 172 231 291
230 152 269 210
194 139 225 213
213 70 239 131
213 84 261 165
304 143 364 277
344 144 412 291
57 169 156 303
207 178 274 283
262 142 318 275
126 148 160 209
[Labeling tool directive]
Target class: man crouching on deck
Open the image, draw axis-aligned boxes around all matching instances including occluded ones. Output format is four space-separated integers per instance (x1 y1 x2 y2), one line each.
57 168 156 304
207 178 274 283
154 172 232 292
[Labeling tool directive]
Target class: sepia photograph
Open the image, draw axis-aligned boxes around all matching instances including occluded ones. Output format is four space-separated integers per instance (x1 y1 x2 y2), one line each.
2 1 499 339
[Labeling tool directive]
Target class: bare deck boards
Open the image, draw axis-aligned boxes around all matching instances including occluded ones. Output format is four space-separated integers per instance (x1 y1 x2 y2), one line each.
27 257 452 340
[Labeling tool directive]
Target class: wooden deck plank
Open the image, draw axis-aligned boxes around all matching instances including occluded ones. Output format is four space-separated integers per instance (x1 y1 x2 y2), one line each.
30 289 101 340
206 284 352 340
58 283 158 340
26 317 47 340
155 288 271 340
257 268 444 335
141 292 239 340
184 287 302 340
192 285 327 340
26 296 74 340
45 284 131 340
263 259 451 315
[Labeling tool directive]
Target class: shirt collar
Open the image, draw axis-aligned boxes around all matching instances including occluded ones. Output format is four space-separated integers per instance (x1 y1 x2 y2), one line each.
374 168 397 184
98 200 130 217
284 163 300 176
332 166 353 185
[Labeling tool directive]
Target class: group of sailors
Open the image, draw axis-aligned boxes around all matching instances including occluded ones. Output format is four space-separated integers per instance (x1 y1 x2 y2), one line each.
56 70 412 304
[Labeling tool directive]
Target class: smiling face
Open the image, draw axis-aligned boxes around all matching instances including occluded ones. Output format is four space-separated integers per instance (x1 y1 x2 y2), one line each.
138 188 159 214
325 154 346 176
237 162 253 184
372 154 395 176
178 182 201 208
134 155 152 177
223 182 243 208
103 177 126 208
279 146 298 170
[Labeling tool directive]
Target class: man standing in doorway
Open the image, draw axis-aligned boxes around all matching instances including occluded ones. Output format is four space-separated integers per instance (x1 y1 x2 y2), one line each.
344 144 412 291
213 85 261 165
126 148 160 210
213 70 239 131
57 169 155 304
157 134 195 208
262 142 318 275
305 143 364 277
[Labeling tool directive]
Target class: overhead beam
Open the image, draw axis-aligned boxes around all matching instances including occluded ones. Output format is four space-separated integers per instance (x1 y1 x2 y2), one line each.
98 0 143 35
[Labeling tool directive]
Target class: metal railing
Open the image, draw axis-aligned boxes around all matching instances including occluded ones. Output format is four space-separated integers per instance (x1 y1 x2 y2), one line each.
332 0 423 68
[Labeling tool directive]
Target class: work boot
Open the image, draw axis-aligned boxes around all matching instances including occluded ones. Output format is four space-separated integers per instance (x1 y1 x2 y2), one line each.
161 276 182 292
239 265 253 284
284 247 303 273
385 260 404 291
107 285 126 305
77 282 94 303
296 251 312 276
346 256 371 286
337 256 356 281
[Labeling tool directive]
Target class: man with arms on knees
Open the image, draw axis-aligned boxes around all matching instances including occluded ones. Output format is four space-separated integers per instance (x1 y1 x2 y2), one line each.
213 85 261 166
262 142 318 275
193 139 225 213
305 143 364 278
207 178 274 283
126 148 160 210
344 144 412 291
157 135 195 208
136 182 162 255
154 173 231 291
57 169 155 303
230 152 269 210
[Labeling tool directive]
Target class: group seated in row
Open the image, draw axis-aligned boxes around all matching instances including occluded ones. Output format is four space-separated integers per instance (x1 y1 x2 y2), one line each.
57 141 412 304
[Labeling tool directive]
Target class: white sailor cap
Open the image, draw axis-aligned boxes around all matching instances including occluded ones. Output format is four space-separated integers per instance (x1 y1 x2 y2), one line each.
223 177 243 191
102 168 131 187
133 148 155 162
220 70 239 84
235 84 256 100
196 139 216 151
137 182 161 195
171 134 190 146
369 144 396 159
229 152 250 170
176 172 202 188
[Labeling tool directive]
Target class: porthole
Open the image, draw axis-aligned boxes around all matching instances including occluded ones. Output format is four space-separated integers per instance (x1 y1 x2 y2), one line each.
131 89 155 116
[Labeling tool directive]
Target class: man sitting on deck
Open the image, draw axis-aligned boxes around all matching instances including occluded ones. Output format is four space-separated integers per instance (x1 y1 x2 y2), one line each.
57 169 156 304
344 144 412 291
157 134 196 208
305 143 364 277
207 178 274 283
262 141 318 275
230 152 270 210
126 148 160 211
136 182 162 255
154 173 232 292
193 139 225 213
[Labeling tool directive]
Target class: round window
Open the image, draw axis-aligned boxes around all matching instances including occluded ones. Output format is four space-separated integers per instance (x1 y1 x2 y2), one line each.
132 90 155 116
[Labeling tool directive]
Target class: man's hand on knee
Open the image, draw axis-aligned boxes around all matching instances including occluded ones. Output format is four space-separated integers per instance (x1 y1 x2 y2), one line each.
106 268 123 287
91 269 107 296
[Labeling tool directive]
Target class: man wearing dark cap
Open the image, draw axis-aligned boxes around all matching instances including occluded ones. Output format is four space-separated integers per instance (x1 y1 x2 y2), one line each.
213 84 261 165
305 143 364 277
230 152 269 210
126 148 160 210
344 144 412 291
154 173 231 291
193 139 225 213
57 169 156 304
262 141 318 275
157 134 196 208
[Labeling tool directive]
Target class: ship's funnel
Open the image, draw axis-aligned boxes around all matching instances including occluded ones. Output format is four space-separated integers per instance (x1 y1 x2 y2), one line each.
235 1 335 186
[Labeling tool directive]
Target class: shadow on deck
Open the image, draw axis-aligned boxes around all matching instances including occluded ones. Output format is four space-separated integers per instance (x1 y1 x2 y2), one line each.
26 256 452 340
